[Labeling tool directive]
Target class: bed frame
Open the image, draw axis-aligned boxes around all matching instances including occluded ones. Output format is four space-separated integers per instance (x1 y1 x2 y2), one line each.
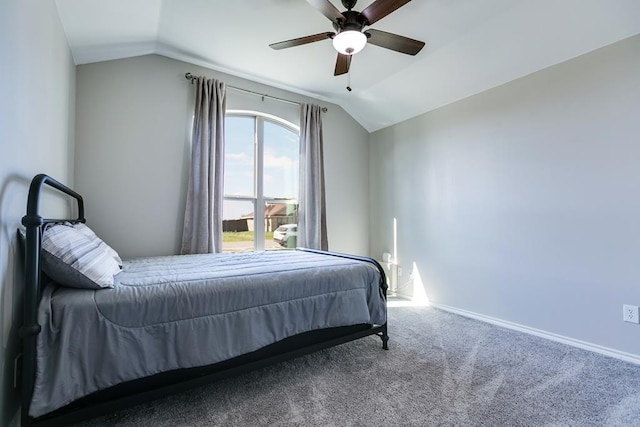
19 174 388 427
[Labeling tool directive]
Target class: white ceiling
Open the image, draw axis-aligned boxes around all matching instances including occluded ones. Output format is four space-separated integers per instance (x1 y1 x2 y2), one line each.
54 0 640 132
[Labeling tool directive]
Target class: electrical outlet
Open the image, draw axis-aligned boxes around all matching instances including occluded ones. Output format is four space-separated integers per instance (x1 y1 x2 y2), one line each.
623 304 639 323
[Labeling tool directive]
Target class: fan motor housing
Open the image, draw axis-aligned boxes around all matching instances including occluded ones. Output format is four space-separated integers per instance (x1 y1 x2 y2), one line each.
333 10 367 32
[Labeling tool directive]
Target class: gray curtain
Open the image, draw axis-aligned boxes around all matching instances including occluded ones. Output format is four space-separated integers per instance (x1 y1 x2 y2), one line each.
298 103 328 250
181 76 226 254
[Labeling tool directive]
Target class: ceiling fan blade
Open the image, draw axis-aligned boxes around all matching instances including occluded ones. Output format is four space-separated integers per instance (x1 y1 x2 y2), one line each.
269 32 334 50
334 53 351 76
365 29 425 55
305 0 345 23
361 0 411 25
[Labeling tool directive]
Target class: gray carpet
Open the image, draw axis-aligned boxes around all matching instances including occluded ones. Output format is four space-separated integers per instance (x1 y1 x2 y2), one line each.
75 305 640 426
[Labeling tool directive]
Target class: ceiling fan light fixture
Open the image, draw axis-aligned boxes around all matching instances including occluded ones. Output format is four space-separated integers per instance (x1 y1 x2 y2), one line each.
332 30 367 55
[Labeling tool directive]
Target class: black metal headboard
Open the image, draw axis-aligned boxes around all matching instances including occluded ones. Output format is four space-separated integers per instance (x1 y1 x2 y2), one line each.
20 174 85 427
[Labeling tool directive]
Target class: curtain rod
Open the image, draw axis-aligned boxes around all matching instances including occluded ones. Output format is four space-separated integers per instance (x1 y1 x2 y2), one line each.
184 73 327 113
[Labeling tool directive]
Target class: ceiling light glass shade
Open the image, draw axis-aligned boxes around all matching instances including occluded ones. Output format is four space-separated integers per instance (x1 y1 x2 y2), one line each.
332 30 367 55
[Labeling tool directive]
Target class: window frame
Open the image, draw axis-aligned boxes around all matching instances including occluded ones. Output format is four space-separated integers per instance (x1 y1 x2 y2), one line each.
224 110 300 251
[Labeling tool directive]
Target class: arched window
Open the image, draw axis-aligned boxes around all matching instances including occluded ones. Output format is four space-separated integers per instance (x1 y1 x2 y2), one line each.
223 111 299 252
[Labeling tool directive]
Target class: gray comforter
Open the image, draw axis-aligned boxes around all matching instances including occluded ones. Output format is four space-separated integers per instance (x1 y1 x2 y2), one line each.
30 250 386 417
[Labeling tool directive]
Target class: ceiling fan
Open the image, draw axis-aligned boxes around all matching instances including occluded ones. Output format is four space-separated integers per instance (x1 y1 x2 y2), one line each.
269 0 425 76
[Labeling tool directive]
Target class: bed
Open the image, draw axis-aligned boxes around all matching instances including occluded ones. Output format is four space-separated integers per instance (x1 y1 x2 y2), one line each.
19 174 388 426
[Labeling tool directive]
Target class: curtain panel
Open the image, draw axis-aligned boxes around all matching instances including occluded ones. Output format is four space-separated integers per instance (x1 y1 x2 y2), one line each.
298 103 328 251
181 76 226 254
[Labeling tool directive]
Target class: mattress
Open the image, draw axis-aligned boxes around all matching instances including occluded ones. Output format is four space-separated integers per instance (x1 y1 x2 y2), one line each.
30 250 386 417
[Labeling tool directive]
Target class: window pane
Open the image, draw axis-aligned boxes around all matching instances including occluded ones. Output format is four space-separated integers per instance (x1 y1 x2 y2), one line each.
224 116 255 197
265 202 298 250
222 199 254 253
263 121 298 199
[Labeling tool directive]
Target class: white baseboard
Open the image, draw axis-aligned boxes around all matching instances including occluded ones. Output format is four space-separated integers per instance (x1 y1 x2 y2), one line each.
430 302 640 366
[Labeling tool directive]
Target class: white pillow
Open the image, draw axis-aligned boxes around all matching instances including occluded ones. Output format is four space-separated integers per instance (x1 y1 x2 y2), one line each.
72 223 122 267
41 224 121 289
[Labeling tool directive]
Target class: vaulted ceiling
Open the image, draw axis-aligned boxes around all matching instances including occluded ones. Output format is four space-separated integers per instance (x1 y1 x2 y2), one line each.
54 0 640 132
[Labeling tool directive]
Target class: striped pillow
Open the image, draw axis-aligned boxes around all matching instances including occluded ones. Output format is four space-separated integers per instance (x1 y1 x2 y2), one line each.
41 224 121 289
73 223 122 267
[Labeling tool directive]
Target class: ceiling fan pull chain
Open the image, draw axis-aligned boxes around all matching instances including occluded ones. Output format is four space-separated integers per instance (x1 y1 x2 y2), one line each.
346 70 352 92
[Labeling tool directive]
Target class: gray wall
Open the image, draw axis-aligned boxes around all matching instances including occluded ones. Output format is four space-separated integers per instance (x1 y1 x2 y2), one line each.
370 34 640 357
0 1 76 425
75 54 370 258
